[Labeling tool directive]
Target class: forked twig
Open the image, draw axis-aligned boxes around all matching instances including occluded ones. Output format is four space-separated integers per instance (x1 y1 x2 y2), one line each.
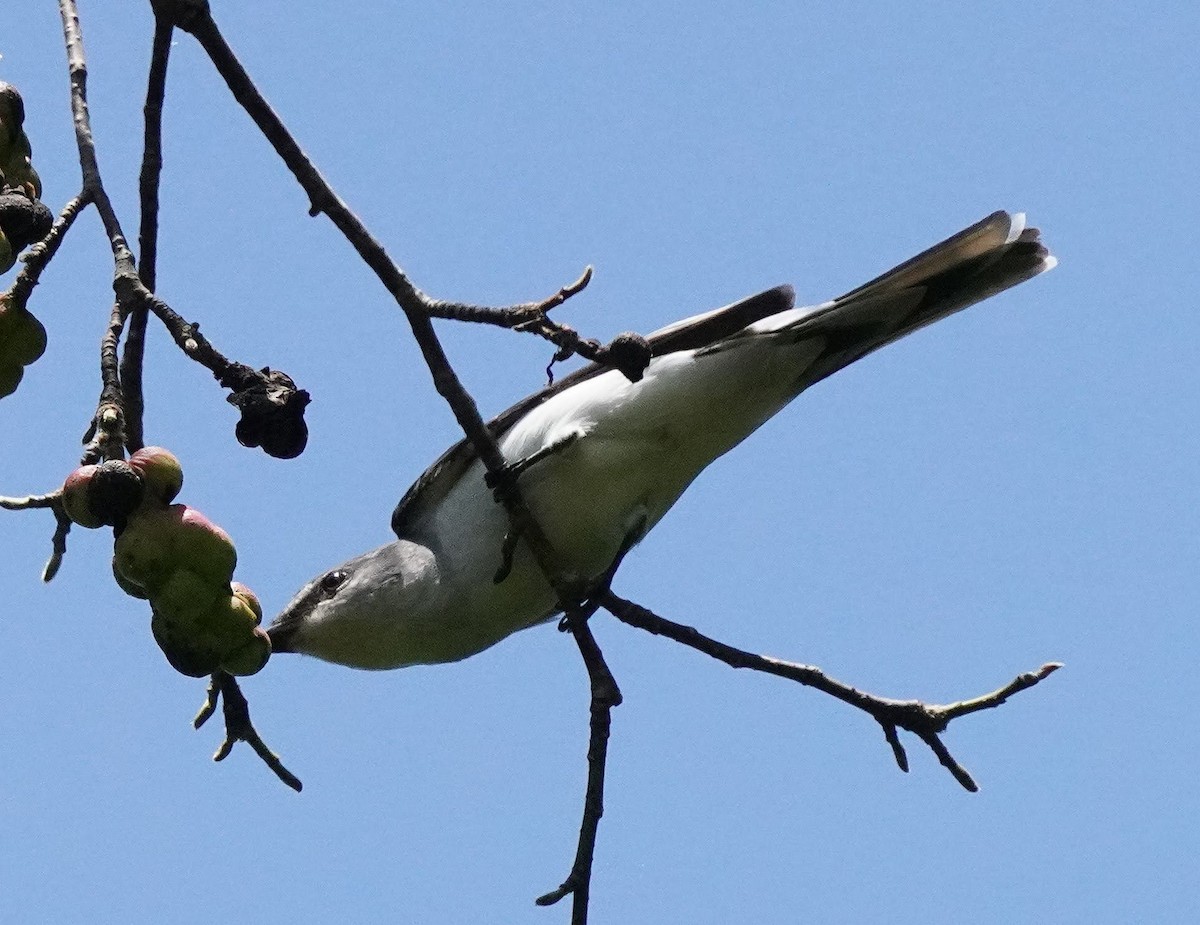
599 589 1060 792
193 672 302 792
535 602 623 924
0 492 72 582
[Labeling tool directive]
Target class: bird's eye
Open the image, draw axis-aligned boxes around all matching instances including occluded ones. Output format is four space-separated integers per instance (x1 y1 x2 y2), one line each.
320 570 348 595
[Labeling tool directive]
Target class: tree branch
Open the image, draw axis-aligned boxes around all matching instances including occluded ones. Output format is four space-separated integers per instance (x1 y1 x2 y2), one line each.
193 671 302 792
535 602 623 924
121 14 175 453
6 195 87 309
599 589 1060 792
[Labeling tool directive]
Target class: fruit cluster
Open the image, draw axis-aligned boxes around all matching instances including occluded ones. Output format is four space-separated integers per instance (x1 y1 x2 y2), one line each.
0 81 45 274
61 447 271 678
0 293 47 398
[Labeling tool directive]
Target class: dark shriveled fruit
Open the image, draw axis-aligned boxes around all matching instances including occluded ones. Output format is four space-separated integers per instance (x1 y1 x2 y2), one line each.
88 460 145 528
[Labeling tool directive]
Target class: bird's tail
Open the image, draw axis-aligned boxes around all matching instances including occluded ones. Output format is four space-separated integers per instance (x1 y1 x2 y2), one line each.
768 211 1055 391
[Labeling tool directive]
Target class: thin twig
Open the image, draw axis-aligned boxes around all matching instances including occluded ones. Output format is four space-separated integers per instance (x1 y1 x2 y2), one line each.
122 15 175 452
193 671 303 792
167 2 585 576
166 12 628 910
167 4 628 378
0 491 72 581
48 0 300 786
600 589 1060 792
534 526 642 919
61 0 307 462
160 1 647 591
7 195 88 308
60 0 139 459
0 492 58 511
535 602 622 924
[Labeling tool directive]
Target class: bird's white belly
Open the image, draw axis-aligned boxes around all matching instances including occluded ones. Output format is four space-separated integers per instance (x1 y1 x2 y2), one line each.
417 337 824 660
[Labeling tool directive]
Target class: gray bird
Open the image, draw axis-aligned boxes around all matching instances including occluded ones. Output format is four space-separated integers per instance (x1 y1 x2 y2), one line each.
269 211 1054 670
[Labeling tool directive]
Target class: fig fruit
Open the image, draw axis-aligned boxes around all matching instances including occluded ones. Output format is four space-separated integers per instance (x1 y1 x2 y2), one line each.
0 361 22 399
88 460 145 528
153 567 224 630
111 556 150 599
0 298 47 365
61 465 105 529
230 581 262 624
127 446 183 505
174 505 237 585
221 627 271 677
151 609 221 678
114 503 237 592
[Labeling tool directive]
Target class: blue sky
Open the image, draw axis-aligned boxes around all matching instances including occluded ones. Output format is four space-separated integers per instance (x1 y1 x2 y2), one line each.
2 3 1197 923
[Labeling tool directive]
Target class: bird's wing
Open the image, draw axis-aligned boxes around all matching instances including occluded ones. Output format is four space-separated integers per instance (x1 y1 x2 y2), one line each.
391 210 1054 542
390 285 796 540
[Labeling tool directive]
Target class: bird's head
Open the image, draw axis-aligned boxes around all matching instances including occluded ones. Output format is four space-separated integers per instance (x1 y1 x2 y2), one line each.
268 540 440 670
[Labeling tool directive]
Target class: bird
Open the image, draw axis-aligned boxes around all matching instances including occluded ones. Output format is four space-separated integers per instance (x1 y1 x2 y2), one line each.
268 211 1054 670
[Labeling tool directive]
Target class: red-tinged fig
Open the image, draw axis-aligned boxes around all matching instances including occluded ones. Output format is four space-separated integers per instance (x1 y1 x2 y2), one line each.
230 581 262 624
150 609 221 678
61 465 105 529
221 627 271 677
127 446 183 504
0 361 21 399
114 507 178 592
112 556 150 599
115 504 237 592
174 505 237 585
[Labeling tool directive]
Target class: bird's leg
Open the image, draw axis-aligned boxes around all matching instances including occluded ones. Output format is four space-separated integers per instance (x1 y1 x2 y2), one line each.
489 432 581 584
598 590 1060 792
485 432 580 501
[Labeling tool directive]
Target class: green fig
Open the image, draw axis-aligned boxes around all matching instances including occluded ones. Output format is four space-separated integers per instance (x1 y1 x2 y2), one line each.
114 504 237 593
230 581 263 624
112 556 150 599
221 627 271 677
0 297 47 365
11 310 46 366
151 608 221 678
1 131 40 199
113 505 180 593
152 567 224 632
0 82 25 143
